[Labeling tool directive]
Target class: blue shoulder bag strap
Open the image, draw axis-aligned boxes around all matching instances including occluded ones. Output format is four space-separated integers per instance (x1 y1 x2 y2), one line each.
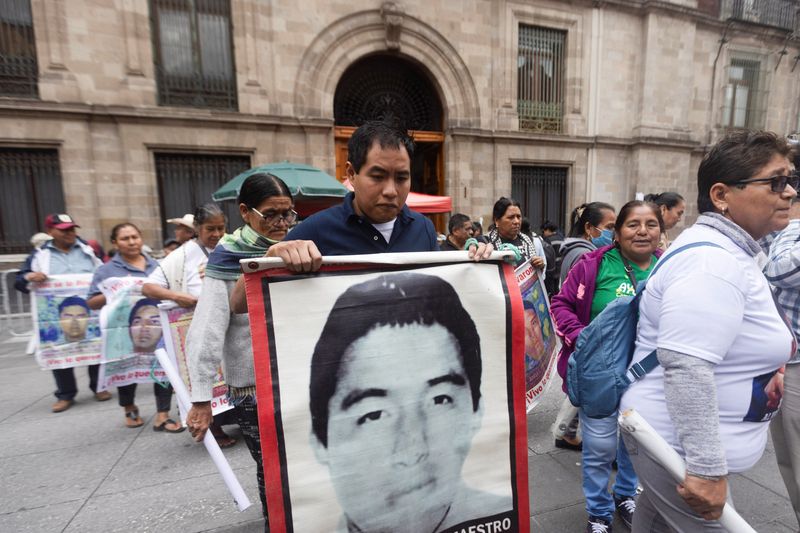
624 241 725 384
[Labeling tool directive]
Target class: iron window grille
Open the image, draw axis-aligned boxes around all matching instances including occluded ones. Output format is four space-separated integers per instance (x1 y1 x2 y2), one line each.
0 0 38 98
154 152 250 240
511 165 568 230
150 0 238 110
0 148 65 254
333 55 443 132
721 0 798 31
518 24 566 134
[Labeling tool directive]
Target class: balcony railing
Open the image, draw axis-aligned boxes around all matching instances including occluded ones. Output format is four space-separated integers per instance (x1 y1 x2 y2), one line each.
721 0 798 31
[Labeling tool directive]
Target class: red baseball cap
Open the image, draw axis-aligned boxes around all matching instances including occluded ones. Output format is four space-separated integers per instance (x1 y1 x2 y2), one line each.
44 214 80 230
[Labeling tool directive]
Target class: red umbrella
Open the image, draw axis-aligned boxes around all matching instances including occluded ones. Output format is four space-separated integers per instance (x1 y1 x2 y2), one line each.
342 180 452 214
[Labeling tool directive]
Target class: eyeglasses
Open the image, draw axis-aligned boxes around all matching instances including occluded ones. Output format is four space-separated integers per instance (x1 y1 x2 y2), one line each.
250 207 298 226
734 173 800 193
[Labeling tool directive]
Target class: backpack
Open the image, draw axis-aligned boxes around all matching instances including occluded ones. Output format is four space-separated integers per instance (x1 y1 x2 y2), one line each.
566 241 722 419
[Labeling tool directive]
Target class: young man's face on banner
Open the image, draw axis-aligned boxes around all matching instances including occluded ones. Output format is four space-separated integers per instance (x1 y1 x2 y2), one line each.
312 322 483 532
59 304 89 342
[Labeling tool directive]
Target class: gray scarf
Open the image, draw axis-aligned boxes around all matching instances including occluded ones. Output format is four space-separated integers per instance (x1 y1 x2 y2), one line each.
695 212 766 265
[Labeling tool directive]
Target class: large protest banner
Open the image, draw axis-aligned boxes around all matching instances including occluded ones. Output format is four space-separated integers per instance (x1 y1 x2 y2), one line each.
31 273 102 370
515 261 558 412
96 277 167 391
242 252 529 533
158 303 232 419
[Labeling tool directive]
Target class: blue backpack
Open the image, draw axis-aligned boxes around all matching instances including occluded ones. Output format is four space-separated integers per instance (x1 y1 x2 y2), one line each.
566 241 722 419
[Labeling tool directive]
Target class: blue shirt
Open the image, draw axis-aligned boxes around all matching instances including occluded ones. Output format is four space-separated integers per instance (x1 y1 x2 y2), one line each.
285 193 438 254
44 241 98 275
88 253 159 297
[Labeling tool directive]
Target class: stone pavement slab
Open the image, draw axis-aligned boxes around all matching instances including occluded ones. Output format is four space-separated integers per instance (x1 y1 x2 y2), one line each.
0 332 794 532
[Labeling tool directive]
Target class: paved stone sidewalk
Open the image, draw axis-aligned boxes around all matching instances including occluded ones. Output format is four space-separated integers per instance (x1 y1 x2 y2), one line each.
0 331 794 532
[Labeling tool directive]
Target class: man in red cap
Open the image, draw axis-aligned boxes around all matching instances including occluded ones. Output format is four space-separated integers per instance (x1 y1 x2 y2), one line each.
15 213 109 412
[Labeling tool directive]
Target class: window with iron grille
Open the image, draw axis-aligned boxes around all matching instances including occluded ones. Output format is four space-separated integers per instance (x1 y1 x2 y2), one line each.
722 56 766 130
0 0 39 98
511 166 567 231
154 153 250 240
150 0 237 110
721 0 797 31
0 148 65 254
518 25 565 134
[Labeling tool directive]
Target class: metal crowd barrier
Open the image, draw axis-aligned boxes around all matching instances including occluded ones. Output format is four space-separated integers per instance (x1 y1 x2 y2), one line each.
0 269 33 337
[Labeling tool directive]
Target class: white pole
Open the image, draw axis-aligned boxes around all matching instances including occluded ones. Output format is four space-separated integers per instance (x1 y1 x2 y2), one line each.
154 348 252 511
618 409 756 533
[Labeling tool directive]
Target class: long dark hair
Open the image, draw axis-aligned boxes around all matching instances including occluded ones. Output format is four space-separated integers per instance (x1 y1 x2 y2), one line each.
568 202 614 238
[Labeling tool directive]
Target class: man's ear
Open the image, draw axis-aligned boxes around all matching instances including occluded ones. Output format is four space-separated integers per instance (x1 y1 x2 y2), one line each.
310 431 329 466
345 161 356 183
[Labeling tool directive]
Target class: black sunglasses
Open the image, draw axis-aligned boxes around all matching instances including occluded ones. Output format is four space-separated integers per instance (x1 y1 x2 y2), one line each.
734 173 800 193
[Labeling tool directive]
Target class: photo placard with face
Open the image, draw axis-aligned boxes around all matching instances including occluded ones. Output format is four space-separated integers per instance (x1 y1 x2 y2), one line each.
244 259 529 533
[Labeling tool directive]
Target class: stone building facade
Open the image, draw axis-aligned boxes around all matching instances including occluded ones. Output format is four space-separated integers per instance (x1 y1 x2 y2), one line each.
1 0 799 255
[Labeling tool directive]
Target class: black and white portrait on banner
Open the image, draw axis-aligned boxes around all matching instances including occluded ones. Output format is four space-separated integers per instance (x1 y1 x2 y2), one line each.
244 258 530 533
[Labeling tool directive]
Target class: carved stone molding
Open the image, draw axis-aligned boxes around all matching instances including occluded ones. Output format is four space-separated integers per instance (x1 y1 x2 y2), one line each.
380 2 404 50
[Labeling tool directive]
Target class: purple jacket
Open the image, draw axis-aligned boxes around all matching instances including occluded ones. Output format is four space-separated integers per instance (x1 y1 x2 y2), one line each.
550 244 662 392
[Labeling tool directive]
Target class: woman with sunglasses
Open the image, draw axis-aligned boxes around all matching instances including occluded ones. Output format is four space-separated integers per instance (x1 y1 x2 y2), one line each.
620 130 797 531
184 172 296 525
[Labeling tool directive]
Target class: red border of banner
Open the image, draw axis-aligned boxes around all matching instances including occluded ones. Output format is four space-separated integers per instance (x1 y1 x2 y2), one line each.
503 262 530 533
246 262 530 533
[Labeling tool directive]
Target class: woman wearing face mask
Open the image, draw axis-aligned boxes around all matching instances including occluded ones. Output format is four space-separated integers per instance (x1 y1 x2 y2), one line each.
552 201 664 532
559 202 617 285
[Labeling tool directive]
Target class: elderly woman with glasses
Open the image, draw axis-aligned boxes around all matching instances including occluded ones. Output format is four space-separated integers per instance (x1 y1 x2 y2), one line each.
620 130 798 531
184 172 297 525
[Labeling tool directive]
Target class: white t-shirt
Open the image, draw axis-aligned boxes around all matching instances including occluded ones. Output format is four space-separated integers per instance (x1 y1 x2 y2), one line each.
146 240 211 297
371 219 396 243
621 224 794 472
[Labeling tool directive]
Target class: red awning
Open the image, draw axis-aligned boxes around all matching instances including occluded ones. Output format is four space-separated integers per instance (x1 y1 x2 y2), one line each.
343 180 452 214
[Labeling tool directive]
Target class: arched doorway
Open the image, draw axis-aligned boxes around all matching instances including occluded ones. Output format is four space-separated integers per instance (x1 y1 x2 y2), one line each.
333 54 446 230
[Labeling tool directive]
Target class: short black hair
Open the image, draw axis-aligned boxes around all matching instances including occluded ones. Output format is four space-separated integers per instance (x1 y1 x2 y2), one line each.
309 272 482 447
615 200 664 234
492 197 522 221
448 213 471 234
58 296 89 314
568 202 615 238
128 298 160 327
697 130 793 213
238 173 293 209
347 120 415 173
540 220 558 233
643 192 684 209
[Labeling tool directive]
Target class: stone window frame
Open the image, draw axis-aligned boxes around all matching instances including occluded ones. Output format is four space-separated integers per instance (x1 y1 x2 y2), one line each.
506 4 583 135
720 47 770 131
148 0 239 111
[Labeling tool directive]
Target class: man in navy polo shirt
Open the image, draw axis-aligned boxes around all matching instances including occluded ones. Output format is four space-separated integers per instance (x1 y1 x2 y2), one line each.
228 121 492 311
265 121 490 269
15 214 110 412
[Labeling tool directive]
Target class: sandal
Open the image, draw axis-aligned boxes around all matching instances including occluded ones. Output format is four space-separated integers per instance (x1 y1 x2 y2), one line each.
153 418 185 433
212 430 237 448
124 408 144 428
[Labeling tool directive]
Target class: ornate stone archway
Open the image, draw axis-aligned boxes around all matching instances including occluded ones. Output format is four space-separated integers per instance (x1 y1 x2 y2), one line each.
293 4 481 129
